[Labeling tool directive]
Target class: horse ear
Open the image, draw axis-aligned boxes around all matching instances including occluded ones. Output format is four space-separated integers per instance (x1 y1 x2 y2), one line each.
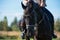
21 2 27 10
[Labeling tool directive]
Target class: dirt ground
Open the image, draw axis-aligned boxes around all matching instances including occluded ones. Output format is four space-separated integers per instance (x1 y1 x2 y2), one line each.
55 31 60 38
0 31 60 39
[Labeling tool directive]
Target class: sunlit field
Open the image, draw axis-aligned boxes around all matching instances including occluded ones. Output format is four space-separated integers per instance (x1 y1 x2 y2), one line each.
0 38 59 40
0 31 60 40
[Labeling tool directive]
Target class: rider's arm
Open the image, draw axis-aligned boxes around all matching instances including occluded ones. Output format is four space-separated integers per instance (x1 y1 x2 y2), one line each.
40 0 46 7
37 0 46 7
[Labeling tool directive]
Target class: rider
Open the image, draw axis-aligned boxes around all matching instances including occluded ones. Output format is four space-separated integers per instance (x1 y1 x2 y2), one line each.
20 0 57 39
36 0 46 7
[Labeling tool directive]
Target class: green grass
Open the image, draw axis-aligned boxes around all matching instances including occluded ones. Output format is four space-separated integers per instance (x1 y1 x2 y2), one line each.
0 39 16 40
52 38 60 40
22 39 59 40
0 38 58 40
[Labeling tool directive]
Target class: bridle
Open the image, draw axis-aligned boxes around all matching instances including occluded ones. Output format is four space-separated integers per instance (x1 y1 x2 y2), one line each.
24 0 44 29
23 0 44 39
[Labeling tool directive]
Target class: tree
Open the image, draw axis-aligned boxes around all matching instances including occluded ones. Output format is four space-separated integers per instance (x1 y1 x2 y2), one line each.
11 25 19 31
0 21 4 31
11 17 17 26
3 16 8 31
55 18 60 32
7 27 12 31
11 17 19 31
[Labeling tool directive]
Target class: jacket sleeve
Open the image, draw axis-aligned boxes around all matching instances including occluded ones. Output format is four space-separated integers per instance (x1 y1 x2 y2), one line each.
21 2 27 10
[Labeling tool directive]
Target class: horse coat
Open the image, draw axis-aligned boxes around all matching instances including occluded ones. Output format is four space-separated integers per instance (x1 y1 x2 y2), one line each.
18 0 54 40
21 0 54 35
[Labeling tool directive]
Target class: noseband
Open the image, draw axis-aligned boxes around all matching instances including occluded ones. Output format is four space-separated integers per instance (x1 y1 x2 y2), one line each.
24 8 44 30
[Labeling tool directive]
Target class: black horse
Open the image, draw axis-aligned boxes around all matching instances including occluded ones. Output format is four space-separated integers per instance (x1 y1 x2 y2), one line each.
18 0 52 40
21 0 57 38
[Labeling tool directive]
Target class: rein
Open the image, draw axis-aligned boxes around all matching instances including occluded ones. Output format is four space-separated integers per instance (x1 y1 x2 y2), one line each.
24 2 44 28
32 7 44 25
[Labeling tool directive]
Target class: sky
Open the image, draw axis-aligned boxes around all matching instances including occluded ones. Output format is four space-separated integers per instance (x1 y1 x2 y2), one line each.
0 0 60 26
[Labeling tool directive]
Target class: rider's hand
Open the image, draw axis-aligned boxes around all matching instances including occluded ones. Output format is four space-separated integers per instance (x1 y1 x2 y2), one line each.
23 0 29 1
22 0 29 6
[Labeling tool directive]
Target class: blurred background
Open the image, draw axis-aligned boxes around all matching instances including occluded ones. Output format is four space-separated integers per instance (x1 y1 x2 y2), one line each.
0 0 60 40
